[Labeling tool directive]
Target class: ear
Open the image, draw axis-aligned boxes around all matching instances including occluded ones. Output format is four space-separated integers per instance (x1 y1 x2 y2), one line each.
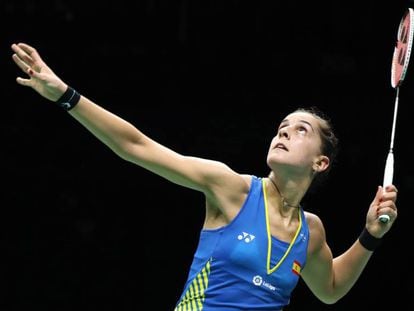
313 155 330 173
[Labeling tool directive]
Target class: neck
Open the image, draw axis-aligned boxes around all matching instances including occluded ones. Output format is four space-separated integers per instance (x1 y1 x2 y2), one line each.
268 174 304 209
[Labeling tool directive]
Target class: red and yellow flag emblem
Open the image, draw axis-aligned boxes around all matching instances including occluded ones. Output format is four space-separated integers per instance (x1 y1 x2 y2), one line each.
292 260 301 276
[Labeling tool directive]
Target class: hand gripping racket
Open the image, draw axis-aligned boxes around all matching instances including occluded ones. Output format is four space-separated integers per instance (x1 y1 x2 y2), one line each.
380 8 414 223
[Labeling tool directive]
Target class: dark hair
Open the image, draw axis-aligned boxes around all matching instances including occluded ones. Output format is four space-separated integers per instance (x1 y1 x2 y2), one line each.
294 106 339 187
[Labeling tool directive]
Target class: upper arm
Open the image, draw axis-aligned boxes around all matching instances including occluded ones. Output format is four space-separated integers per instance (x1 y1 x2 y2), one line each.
301 212 337 304
122 131 247 196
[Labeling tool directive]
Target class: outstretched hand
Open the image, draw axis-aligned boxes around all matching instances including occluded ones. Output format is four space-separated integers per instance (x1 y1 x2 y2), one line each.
366 185 398 238
11 43 67 102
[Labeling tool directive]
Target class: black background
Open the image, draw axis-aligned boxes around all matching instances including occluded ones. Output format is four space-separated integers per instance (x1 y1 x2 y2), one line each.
1 1 413 310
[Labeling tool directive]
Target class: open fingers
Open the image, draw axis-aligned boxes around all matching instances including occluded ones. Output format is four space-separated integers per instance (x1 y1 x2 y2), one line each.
16 77 33 87
16 43 43 63
12 53 31 74
16 42 36 52
11 43 35 68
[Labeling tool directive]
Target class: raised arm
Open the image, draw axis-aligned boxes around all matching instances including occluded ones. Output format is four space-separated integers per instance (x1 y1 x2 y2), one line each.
301 185 398 304
11 42 247 199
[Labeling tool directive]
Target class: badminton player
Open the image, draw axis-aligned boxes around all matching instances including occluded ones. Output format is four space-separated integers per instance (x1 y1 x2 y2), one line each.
11 42 398 311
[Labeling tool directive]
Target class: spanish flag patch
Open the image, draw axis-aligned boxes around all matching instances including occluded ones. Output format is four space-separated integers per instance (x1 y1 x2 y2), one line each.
292 260 301 276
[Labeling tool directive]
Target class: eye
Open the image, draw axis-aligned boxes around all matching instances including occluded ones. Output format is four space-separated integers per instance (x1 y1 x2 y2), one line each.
297 126 307 133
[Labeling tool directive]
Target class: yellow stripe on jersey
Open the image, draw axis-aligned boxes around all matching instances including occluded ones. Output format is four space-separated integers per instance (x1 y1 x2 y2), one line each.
262 179 302 275
175 259 211 311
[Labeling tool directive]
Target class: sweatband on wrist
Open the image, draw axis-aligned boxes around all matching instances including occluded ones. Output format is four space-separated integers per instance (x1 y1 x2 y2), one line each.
358 228 382 251
55 86 81 111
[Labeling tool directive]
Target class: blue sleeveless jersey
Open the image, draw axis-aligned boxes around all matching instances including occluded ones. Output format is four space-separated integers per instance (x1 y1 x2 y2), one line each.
174 176 309 310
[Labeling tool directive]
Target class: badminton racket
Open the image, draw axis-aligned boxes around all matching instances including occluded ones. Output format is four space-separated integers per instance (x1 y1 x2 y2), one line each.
380 8 414 223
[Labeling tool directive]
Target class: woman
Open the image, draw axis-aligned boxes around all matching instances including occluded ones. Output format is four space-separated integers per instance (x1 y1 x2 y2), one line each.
11 42 398 310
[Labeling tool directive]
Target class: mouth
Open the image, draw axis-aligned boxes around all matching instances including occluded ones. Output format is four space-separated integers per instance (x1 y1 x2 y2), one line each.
275 143 288 151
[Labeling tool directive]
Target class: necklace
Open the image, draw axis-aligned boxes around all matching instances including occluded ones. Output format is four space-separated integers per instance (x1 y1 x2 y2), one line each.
268 177 300 209
262 179 302 275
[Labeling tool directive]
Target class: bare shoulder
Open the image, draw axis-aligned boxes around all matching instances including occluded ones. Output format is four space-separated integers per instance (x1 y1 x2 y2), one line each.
204 173 253 226
219 173 252 198
240 174 253 188
304 211 327 254
206 172 251 208
304 211 324 229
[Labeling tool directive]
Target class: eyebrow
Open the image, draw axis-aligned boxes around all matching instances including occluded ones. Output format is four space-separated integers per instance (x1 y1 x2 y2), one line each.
280 119 315 132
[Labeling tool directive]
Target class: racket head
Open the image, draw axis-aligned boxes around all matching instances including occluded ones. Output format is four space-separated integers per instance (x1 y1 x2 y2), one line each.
391 8 414 88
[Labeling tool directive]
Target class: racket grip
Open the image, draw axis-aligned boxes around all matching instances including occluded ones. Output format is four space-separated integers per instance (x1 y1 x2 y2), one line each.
382 151 394 188
379 152 394 223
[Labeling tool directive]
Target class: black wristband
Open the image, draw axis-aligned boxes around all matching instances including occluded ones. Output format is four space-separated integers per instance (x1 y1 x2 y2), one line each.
358 228 382 251
55 86 81 111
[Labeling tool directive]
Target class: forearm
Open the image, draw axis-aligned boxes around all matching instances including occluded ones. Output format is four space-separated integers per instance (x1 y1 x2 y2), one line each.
68 95 144 159
331 239 373 298
330 185 397 299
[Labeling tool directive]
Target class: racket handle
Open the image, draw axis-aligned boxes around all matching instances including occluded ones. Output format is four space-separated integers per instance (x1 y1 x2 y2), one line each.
379 151 394 223
382 151 394 187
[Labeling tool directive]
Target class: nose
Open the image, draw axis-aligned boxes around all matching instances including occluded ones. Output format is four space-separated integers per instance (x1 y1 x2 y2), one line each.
278 127 290 139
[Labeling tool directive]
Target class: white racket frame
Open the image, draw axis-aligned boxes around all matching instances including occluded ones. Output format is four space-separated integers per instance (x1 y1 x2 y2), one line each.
380 8 414 223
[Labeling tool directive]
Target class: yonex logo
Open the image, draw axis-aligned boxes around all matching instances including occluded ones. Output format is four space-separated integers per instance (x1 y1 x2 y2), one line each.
237 231 255 243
